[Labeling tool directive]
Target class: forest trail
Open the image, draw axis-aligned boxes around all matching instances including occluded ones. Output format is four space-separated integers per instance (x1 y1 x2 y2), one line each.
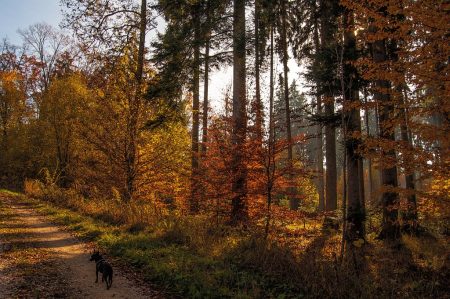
0 194 162 299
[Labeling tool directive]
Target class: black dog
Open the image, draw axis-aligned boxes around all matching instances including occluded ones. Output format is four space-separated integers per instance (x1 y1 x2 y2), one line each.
89 251 113 289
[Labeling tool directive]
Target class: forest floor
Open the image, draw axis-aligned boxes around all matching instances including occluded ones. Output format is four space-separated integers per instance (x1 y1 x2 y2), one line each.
0 192 164 299
1 189 449 298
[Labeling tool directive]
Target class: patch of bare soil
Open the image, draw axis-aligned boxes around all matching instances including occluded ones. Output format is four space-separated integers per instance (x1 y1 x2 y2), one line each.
0 195 163 298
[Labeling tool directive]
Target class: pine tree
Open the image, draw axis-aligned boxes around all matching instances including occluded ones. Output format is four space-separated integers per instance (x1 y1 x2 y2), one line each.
342 9 365 242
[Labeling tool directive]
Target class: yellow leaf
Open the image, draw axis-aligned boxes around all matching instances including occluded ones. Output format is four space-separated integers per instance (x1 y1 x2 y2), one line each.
352 239 365 248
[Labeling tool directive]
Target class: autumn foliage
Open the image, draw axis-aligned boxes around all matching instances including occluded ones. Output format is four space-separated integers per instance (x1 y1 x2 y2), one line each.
0 0 449 297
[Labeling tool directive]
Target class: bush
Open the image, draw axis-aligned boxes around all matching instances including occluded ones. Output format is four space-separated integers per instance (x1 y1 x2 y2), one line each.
24 179 44 198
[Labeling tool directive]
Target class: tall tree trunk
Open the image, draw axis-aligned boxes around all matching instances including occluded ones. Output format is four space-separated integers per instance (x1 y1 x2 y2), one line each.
371 23 400 240
374 95 383 203
399 98 418 232
320 0 337 211
202 1 211 155
125 0 146 201
254 0 263 146
231 0 248 224
389 26 418 232
316 96 325 211
343 10 365 241
202 39 210 156
265 25 276 236
324 88 337 211
363 88 373 202
358 131 366 225
269 26 275 154
190 4 201 213
313 0 325 211
136 0 147 84
280 0 297 210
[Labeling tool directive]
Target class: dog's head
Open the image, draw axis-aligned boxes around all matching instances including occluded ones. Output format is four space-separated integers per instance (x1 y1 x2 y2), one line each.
89 251 102 262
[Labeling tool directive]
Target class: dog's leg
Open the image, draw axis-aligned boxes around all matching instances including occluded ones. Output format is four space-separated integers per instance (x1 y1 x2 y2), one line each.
108 271 113 289
95 268 99 283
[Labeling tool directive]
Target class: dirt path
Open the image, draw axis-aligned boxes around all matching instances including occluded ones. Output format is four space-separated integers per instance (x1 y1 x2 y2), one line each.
0 195 163 298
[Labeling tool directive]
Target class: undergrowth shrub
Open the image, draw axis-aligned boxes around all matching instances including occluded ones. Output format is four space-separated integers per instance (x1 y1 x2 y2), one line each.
227 236 300 278
157 218 191 246
25 181 159 229
24 179 44 198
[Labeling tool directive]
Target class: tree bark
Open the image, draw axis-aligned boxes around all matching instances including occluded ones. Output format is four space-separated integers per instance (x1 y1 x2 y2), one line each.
400 102 418 231
190 3 201 213
312 1 325 211
201 36 210 156
280 0 297 210
125 0 146 201
372 29 400 240
320 0 337 211
1 115 7 152
390 26 418 232
136 0 147 84
269 27 275 150
231 0 248 224
397 86 418 231
343 10 365 241
363 88 373 202
254 0 263 146
265 25 276 237
202 1 211 156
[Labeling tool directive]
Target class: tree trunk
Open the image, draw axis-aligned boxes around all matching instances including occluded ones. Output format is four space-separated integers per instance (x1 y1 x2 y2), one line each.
231 0 248 224
280 0 297 210
266 25 276 237
390 28 418 232
125 0 146 201
374 97 383 203
1 119 7 152
400 105 418 232
372 29 400 240
254 0 263 146
312 1 325 211
202 1 211 156
316 96 325 211
190 4 201 213
320 0 337 211
399 88 418 232
136 0 147 84
269 27 275 150
343 11 365 241
202 40 210 156
324 87 337 211
363 88 373 202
